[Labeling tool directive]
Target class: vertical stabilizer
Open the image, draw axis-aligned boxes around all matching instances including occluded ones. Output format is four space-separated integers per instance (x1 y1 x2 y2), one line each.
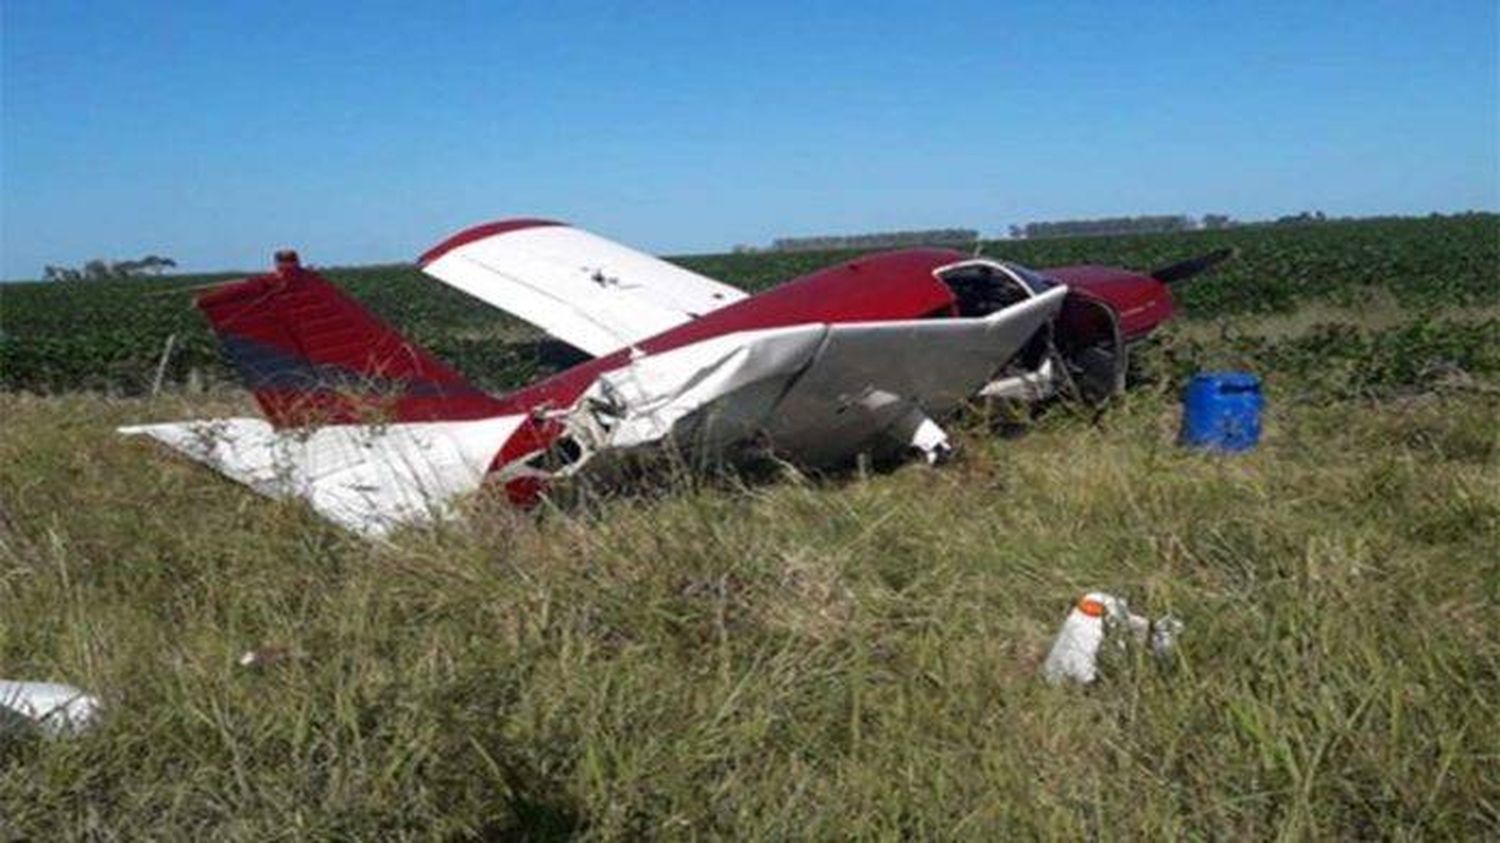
197 251 505 427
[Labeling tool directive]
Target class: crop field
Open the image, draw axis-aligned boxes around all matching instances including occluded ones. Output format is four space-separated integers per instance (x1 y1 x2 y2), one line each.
2 214 1497 395
1 215 1497 837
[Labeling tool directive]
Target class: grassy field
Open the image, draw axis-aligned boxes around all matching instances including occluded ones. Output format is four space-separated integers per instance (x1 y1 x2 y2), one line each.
2 383 1496 837
2 218 1498 837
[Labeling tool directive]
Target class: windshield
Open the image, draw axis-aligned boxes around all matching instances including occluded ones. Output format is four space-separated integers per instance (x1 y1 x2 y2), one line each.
936 262 1031 317
1003 263 1061 295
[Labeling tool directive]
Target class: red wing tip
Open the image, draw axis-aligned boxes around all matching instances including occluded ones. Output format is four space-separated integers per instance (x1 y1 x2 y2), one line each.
417 218 566 266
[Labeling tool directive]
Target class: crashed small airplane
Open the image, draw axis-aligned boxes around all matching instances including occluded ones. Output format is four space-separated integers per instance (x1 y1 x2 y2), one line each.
122 220 1231 536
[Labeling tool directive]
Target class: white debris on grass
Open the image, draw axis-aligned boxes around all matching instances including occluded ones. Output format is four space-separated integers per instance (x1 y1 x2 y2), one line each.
237 645 303 668
1041 592 1182 685
0 680 102 736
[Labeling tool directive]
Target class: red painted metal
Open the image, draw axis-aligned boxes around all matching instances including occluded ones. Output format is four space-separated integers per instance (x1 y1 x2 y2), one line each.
196 260 507 426
489 415 566 507
1041 265 1175 341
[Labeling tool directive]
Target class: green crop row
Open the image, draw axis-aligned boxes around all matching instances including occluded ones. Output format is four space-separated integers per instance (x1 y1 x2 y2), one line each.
2 214 1496 395
1145 316 1500 400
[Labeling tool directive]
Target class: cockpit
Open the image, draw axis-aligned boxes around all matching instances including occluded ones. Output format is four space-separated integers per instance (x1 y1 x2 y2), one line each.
933 258 1124 405
934 260 1059 317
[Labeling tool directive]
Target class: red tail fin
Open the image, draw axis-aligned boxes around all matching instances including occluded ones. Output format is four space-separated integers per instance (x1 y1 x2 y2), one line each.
197 251 506 427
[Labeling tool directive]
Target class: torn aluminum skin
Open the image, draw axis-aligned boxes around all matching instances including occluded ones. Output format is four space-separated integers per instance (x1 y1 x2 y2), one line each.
558 285 1068 474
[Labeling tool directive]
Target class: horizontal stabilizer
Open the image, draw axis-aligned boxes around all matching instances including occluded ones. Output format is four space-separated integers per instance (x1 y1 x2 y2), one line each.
120 416 525 536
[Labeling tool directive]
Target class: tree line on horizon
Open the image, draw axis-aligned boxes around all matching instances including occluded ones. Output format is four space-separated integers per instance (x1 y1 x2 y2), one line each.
1004 209 1498 240
33 210 1492 279
739 211 1330 253
742 229 980 254
42 255 178 282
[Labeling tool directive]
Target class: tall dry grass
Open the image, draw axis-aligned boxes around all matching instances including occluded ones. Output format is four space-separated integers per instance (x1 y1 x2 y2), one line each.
2 379 1495 837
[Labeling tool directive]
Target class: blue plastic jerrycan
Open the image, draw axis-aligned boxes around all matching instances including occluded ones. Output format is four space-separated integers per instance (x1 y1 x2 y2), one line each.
1179 372 1263 452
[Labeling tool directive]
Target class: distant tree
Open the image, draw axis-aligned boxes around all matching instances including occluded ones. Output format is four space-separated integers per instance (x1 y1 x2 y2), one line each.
1008 224 1025 239
82 259 114 281
138 255 177 275
1201 214 1236 230
42 265 81 282
1272 211 1327 226
42 254 178 281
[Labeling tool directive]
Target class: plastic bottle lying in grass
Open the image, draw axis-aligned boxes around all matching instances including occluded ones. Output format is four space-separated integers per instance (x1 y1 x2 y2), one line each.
1042 592 1182 684
0 680 101 736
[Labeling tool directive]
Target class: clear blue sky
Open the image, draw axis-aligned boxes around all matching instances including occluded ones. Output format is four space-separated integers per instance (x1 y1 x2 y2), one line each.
3 0 1496 278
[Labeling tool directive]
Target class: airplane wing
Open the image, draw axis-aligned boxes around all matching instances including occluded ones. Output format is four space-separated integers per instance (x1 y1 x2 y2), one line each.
418 220 749 357
763 285 1068 464
531 285 1068 477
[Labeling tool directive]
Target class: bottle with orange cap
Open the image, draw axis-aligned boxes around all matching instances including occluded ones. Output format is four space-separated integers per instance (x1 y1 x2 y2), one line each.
1042 592 1181 684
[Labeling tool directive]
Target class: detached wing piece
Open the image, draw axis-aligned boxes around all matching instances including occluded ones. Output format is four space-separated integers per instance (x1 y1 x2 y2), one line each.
419 220 748 357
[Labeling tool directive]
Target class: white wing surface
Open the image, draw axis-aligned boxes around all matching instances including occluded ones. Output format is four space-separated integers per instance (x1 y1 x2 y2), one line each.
419 220 748 357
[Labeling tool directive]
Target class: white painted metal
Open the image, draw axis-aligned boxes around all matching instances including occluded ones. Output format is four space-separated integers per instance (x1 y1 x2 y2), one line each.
979 357 1061 401
903 415 952 464
548 285 1067 476
421 225 748 357
0 680 101 736
119 416 525 537
764 285 1067 464
565 325 827 455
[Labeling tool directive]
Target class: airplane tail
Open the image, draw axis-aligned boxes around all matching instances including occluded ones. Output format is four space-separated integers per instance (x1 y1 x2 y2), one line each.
197 251 506 427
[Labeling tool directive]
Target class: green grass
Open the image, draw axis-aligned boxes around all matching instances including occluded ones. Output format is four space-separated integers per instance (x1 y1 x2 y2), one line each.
2 372 1496 836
